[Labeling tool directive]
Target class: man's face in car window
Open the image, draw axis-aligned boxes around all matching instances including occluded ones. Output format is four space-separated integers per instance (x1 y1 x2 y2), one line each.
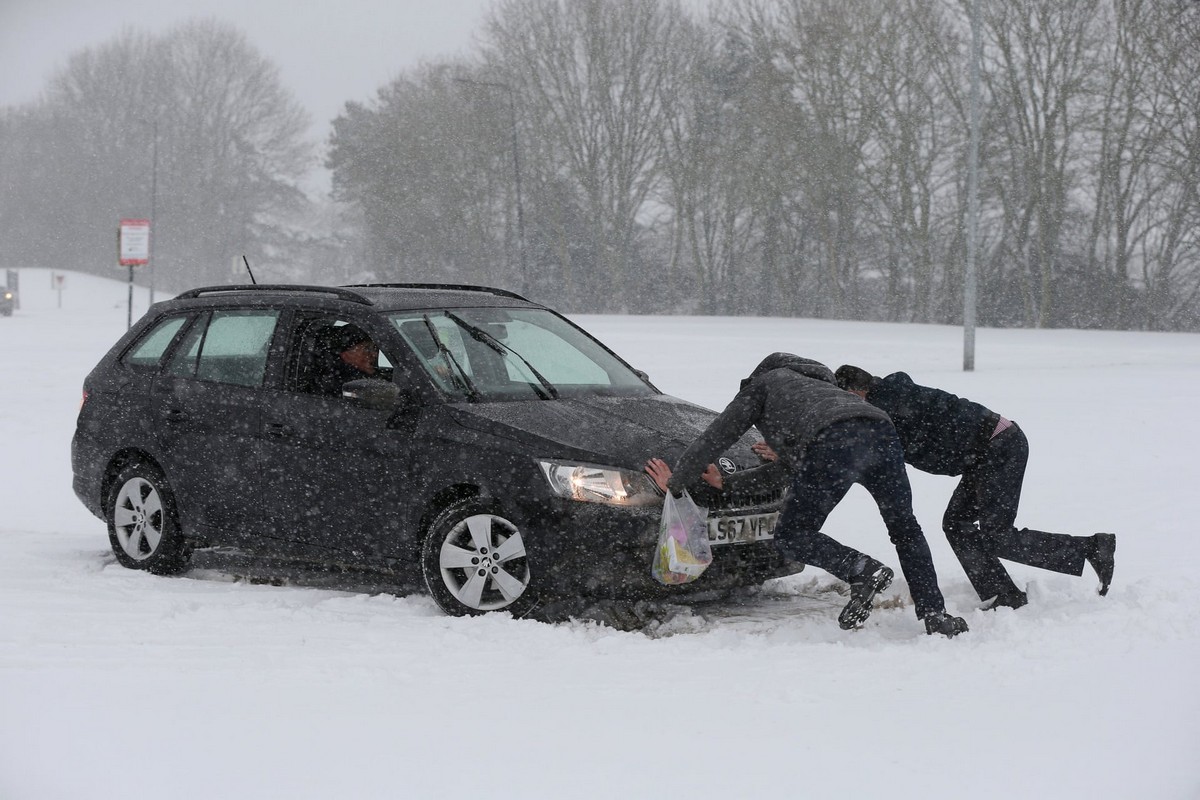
341 340 378 375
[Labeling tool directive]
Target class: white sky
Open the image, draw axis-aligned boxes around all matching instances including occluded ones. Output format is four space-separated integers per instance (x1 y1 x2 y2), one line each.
0 0 496 142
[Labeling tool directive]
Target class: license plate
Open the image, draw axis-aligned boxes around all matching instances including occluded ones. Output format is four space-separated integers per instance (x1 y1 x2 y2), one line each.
707 512 780 546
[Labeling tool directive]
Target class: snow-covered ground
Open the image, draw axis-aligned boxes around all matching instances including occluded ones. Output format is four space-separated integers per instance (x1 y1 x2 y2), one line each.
2 269 1198 799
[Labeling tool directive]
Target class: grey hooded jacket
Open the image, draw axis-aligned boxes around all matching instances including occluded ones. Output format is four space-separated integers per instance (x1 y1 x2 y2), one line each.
667 353 892 494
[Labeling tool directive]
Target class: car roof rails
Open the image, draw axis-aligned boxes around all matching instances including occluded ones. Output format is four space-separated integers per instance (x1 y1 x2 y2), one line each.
175 285 373 305
343 283 530 302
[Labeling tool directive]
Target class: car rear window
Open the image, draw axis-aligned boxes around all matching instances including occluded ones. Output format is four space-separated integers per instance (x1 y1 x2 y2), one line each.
164 310 280 387
124 315 188 368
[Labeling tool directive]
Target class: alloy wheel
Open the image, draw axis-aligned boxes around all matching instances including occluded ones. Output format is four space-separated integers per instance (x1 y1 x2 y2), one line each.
112 477 164 561
437 513 530 612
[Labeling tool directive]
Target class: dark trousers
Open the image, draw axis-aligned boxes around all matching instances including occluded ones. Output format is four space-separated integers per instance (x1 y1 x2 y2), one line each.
773 419 946 618
943 423 1090 600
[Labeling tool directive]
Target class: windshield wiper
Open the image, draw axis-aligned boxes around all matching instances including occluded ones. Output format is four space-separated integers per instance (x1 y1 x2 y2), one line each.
422 314 481 402
444 311 559 400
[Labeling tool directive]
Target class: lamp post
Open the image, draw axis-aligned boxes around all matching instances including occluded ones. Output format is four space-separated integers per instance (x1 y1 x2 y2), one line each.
454 77 528 296
148 117 158 304
963 0 982 371
136 115 160 304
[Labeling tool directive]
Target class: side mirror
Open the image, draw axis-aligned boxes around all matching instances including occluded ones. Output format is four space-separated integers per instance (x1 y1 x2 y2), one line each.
634 369 658 390
341 378 402 411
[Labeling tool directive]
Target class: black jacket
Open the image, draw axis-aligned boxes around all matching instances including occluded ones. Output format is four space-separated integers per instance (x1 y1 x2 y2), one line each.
668 353 890 494
313 358 375 397
865 372 1000 476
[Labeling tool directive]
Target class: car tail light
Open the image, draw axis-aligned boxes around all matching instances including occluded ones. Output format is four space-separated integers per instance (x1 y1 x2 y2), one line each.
80 389 89 411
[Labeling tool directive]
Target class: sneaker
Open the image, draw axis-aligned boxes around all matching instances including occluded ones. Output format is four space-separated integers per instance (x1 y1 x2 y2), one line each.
837 563 894 630
1087 533 1116 596
781 557 807 576
985 589 1028 611
923 611 969 637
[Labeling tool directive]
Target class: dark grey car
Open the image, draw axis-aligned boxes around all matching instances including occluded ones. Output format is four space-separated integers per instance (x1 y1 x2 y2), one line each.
72 284 792 616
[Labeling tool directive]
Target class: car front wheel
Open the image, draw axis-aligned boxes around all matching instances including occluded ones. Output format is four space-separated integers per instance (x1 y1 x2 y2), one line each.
106 460 190 574
421 498 537 617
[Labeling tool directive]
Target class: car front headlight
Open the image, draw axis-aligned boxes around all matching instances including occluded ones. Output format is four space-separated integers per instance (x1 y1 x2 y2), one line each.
538 460 661 507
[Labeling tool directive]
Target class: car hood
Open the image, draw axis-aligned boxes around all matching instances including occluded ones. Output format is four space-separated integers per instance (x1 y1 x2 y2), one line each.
445 394 763 470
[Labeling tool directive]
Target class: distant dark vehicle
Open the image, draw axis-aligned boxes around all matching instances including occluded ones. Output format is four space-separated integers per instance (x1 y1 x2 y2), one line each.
71 284 791 616
0 288 14 316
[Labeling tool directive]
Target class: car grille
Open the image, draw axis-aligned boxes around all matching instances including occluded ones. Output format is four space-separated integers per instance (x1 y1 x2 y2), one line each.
696 485 788 514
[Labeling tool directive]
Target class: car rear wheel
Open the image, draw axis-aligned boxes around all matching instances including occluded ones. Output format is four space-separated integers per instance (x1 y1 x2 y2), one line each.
421 498 538 617
106 460 190 574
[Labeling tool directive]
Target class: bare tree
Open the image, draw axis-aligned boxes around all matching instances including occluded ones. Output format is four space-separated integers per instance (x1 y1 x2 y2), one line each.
764 0 888 318
1067 0 1167 327
1133 0 1200 329
858 0 963 323
328 61 515 286
28 29 164 276
152 19 313 285
483 0 684 310
980 0 1103 326
657 11 770 313
3 19 313 288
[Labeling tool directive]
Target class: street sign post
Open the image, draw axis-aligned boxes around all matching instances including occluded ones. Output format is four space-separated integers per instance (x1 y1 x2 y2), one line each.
118 219 150 266
119 218 150 329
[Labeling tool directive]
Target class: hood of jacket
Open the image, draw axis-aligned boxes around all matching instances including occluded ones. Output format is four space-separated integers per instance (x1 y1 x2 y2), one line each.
741 352 834 390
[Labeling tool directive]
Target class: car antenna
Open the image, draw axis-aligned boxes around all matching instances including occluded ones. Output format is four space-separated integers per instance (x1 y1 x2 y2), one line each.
242 255 257 285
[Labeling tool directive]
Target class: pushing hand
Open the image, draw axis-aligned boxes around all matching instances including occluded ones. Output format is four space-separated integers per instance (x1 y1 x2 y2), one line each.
644 458 672 493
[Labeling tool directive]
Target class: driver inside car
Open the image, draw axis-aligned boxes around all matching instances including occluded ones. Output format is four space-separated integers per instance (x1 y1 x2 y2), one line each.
314 323 380 396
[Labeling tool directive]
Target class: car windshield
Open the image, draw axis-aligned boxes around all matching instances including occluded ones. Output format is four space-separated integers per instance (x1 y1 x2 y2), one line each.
389 308 654 401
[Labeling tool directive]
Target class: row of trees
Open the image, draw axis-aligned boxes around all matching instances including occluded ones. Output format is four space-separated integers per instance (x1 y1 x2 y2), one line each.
2 2 1198 329
329 0 1200 329
0 19 326 290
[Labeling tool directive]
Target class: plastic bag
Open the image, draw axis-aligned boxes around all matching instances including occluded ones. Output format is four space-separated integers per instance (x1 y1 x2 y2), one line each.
651 490 712 585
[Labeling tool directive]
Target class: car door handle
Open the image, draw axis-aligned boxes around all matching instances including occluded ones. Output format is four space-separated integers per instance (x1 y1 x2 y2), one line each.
265 422 293 438
164 408 189 423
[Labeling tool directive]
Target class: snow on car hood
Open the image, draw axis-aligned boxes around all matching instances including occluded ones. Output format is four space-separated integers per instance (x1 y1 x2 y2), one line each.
446 393 757 469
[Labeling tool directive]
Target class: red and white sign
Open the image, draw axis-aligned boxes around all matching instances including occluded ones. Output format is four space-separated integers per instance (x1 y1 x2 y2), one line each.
118 218 150 266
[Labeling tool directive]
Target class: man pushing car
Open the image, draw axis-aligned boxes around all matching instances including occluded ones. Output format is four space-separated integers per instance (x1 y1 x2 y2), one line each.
645 353 968 637
831 365 1116 609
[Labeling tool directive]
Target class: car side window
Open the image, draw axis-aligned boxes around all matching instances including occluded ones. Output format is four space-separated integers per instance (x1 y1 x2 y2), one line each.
164 310 280 387
286 316 393 395
164 314 207 378
123 315 189 369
